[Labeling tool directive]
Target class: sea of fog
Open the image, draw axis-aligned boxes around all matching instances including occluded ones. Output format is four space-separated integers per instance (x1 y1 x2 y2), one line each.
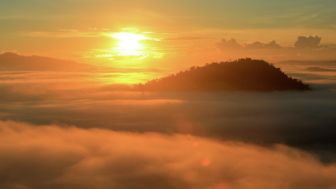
0 61 336 188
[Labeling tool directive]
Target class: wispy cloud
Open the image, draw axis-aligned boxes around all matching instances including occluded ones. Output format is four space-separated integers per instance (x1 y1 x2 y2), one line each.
22 29 102 38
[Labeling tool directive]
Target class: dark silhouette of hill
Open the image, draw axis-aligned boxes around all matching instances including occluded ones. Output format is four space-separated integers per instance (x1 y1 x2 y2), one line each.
141 58 310 91
0 52 94 71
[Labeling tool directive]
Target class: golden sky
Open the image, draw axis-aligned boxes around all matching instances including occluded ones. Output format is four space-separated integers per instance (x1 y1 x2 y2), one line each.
1 0 336 72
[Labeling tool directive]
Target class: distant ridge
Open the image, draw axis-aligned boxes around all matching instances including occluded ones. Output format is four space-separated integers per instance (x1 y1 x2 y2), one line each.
0 52 93 71
279 60 336 66
140 58 310 92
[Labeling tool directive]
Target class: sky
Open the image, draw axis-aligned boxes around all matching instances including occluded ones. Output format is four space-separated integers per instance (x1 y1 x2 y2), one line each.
1 0 336 64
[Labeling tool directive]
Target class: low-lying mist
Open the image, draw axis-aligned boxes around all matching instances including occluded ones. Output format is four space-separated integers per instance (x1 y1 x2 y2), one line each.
0 72 335 161
1 121 336 189
0 59 336 188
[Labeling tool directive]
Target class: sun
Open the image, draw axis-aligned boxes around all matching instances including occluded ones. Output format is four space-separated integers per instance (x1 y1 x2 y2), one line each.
111 32 148 57
93 29 164 70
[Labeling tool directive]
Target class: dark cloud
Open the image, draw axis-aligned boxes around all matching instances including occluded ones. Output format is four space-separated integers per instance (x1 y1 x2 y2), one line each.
218 36 336 61
295 36 322 49
245 40 282 49
219 36 324 50
218 39 281 50
218 38 242 49
0 121 336 189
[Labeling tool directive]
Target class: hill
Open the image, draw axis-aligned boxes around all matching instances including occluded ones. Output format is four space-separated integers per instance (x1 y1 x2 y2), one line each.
141 58 310 91
0 52 94 72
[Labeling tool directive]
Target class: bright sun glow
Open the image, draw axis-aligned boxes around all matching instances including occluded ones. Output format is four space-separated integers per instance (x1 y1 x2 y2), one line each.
93 29 165 85
112 32 148 57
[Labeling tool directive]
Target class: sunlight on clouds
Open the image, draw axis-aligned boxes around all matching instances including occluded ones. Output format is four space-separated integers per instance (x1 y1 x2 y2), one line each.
1 121 336 189
93 72 158 84
94 29 164 62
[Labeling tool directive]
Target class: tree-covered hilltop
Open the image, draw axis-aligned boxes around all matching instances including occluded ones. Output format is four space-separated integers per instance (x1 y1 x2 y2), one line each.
140 58 310 92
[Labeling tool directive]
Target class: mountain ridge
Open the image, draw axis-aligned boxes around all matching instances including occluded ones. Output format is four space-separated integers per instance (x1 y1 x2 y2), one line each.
140 58 310 92
0 52 94 72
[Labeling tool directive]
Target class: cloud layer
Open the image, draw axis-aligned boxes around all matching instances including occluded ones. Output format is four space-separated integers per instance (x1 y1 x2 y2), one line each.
218 36 336 61
0 58 335 189
0 69 335 161
1 121 336 189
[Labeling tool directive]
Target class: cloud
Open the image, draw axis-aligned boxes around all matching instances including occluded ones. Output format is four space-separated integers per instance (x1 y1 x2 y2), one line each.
217 36 336 61
218 39 242 49
219 36 324 50
295 36 322 48
22 29 100 38
218 39 282 50
245 40 282 49
0 72 336 161
0 120 336 189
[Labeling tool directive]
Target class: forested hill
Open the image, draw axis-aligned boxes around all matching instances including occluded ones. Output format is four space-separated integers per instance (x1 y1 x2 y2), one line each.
140 58 310 92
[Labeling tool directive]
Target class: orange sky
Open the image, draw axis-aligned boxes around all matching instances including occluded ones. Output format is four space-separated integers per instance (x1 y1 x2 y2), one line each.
1 0 336 73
